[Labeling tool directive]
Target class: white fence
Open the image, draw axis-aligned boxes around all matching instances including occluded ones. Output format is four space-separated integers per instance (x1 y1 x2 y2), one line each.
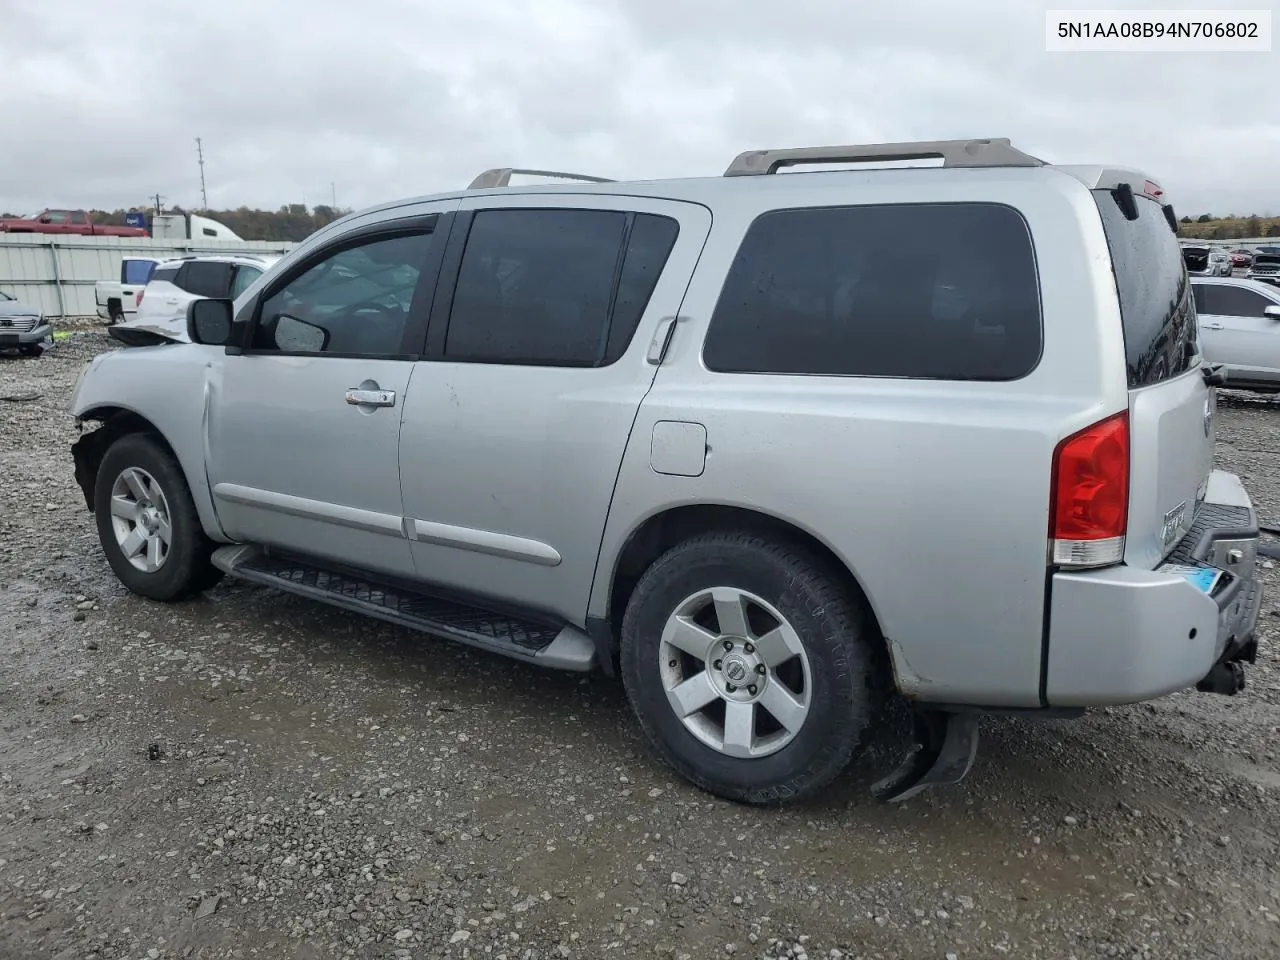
0 234 300 320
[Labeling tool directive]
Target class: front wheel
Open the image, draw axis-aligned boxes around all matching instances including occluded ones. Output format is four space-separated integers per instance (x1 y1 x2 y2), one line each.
620 531 886 804
93 433 222 601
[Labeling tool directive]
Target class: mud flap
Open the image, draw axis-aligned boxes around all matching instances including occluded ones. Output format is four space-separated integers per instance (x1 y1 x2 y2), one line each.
870 710 980 803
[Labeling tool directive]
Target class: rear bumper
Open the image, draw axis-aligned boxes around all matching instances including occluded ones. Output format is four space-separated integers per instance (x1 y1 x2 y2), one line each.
1045 470 1263 707
0 322 52 347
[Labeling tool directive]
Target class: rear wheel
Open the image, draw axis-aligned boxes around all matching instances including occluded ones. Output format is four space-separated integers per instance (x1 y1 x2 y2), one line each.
93 433 222 601
107 298 124 324
620 531 885 804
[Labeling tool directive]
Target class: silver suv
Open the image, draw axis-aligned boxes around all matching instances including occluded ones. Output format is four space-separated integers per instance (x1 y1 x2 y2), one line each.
68 139 1264 805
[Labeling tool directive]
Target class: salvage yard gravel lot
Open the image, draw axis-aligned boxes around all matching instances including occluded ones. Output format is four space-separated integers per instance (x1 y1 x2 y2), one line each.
2 332 1279 960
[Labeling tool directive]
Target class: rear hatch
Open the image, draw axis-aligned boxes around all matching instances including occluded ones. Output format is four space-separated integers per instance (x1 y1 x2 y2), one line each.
1093 188 1212 570
1181 246 1210 273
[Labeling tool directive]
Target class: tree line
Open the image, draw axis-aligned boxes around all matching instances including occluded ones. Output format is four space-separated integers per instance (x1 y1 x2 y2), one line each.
1176 213 1280 241
104 205 354 242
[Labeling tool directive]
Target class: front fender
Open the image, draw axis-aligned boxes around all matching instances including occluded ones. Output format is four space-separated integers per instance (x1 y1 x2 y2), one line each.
71 343 229 542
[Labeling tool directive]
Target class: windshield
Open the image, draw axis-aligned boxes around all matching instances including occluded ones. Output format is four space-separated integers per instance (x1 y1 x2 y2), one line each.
1094 189 1198 389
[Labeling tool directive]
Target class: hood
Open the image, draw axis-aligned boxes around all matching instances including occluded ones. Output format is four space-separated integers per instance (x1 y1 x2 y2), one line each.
111 315 190 344
0 300 41 318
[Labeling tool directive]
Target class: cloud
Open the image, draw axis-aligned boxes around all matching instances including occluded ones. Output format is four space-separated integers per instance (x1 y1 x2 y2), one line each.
0 0 1274 216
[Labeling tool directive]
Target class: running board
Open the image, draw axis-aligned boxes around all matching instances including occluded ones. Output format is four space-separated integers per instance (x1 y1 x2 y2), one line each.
211 546 596 672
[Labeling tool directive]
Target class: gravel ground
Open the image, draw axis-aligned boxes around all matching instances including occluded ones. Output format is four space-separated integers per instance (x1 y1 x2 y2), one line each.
2 332 1279 960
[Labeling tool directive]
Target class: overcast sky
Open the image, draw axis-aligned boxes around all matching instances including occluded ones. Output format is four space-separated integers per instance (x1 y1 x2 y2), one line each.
1 0 1275 217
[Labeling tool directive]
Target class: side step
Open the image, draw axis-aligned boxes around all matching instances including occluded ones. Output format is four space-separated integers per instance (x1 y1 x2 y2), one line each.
211 546 596 672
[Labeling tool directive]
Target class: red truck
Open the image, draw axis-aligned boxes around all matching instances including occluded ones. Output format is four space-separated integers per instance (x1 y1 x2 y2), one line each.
0 209 148 237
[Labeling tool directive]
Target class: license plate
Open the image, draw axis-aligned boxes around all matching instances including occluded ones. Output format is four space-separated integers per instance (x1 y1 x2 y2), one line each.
0 332 18 346
1160 562 1222 594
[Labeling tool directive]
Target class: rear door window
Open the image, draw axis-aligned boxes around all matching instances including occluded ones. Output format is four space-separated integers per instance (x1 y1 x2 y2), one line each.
703 202 1042 380
178 261 236 298
443 209 678 366
1203 285 1273 318
151 265 180 285
1093 190 1198 388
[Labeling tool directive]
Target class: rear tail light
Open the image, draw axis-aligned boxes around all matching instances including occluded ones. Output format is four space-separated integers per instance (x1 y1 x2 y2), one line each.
1049 412 1129 568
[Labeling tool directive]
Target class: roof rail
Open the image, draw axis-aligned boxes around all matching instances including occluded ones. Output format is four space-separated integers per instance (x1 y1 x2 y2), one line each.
723 138 1045 177
468 168 615 190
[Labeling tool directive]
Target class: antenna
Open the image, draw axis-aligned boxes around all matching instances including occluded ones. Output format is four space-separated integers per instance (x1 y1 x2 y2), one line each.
331 181 337 209
195 137 208 210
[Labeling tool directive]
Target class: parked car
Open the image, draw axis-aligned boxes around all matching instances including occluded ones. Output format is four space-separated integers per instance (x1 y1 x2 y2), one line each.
1192 276 1280 391
116 254 279 341
0 290 52 356
1247 246 1280 287
95 257 162 324
68 140 1263 806
1230 249 1253 269
1182 244 1232 277
0 209 148 237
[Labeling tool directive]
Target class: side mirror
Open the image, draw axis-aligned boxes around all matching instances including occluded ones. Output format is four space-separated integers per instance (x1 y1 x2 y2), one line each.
187 298 234 345
1265 305 1280 321
273 314 329 352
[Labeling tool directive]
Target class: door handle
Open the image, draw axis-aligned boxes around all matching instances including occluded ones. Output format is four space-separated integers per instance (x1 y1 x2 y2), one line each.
1204 323 1224 330
345 388 396 407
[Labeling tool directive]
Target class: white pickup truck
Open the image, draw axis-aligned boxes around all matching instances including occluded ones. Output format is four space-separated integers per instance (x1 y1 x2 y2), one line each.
95 257 162 324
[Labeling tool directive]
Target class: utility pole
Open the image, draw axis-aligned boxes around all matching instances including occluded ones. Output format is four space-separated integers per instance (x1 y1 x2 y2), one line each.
153 193 165 216
195 137 208 210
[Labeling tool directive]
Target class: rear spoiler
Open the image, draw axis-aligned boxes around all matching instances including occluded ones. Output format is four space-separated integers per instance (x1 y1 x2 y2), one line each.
1057 164 1178 233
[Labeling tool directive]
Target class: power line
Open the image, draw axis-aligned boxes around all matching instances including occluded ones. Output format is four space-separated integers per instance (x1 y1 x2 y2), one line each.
195 137 208 210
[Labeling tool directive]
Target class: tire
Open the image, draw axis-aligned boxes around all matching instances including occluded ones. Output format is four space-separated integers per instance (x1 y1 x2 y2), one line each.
620 531 886 805
93 433 222 601
18 344 42 357
107 299 123 325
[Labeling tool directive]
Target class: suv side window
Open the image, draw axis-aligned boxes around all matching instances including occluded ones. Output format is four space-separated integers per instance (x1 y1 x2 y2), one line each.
151 265 181 285
1209 286 1273 318
69 211 88 225
43 211 67 224
443 209 678 366
252 231 434 357
703 203 1042 380
178 261 235 299
230 265 263 300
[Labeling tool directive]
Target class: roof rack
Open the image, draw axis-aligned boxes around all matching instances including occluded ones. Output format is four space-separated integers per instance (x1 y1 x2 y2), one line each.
723 138 1045 177
467 168 615 190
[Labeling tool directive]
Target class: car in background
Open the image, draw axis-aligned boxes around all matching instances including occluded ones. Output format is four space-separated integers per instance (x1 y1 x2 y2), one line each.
1181 244 1232 277
117 254 279 341
1247 246 1280 287
0 290 52 356
1192 276 1280 391
1230 248 1253 269
0 209 148 237
95 257 162 324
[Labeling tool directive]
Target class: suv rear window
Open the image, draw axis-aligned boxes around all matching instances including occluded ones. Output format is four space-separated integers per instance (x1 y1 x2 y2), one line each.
702 202 1042 380
123 260 157 285
1093 190 1197 388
